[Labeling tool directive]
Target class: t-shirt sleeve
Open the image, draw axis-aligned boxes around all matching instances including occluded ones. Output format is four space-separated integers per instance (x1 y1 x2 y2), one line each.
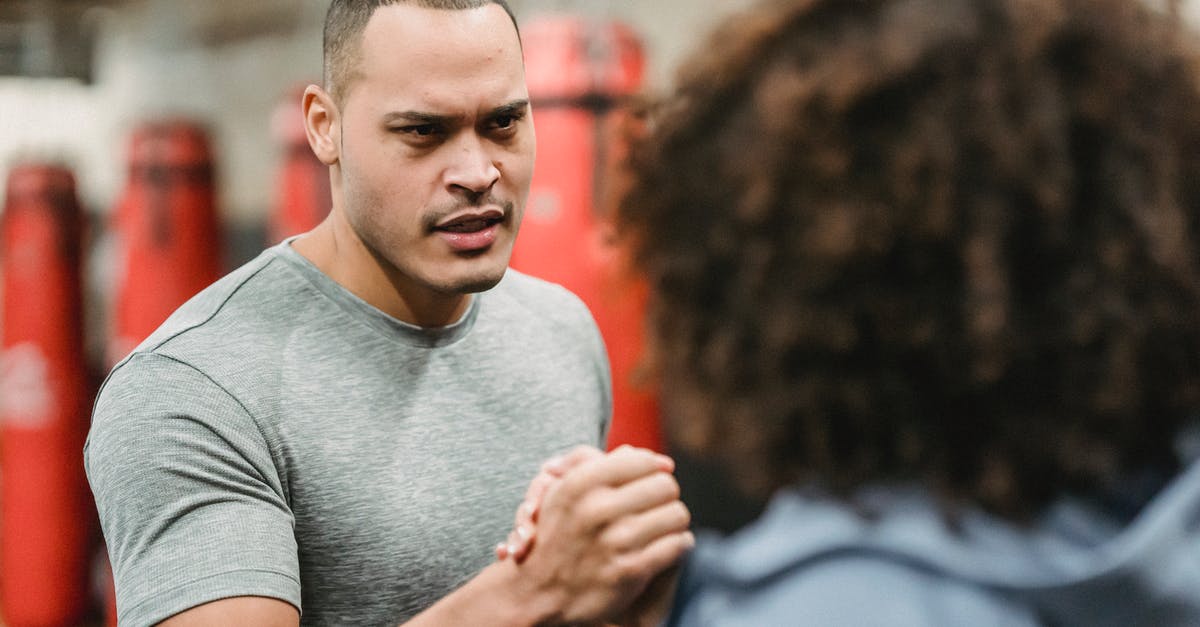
85 352 301 627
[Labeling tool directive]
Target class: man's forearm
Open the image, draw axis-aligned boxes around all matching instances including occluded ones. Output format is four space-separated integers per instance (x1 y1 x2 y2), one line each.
400 559 560 627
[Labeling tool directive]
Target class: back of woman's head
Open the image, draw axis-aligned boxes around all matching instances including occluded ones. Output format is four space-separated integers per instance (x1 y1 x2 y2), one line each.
619 0 1200 518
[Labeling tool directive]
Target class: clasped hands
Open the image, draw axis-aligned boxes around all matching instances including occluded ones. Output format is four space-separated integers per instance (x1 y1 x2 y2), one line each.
495 445 693 626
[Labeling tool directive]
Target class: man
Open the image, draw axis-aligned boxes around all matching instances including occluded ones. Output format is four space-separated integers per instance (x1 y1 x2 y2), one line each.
85 1 692 625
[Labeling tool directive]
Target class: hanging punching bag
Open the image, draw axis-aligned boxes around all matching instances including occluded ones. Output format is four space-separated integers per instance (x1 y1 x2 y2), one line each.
109 120 222 364
513 16 663 452
1 163 93 627
269 85 331 243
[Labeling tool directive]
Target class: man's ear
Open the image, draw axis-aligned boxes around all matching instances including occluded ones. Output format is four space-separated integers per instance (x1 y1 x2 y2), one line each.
304 84 341 165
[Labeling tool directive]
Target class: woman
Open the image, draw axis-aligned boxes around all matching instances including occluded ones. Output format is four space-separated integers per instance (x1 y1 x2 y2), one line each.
611 0 1200 623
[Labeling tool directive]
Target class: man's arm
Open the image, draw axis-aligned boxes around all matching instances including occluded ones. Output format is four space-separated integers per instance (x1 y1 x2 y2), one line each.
87 355 301 627
159 446 691 626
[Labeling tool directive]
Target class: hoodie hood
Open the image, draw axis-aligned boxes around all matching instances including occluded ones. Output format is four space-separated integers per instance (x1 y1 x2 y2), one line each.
678 459 1200 625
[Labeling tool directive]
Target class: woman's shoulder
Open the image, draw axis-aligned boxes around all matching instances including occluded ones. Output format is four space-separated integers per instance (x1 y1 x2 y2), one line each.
666 489 1039 627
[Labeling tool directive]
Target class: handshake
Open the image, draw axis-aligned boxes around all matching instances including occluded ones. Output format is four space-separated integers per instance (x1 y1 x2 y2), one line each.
493 445 694 626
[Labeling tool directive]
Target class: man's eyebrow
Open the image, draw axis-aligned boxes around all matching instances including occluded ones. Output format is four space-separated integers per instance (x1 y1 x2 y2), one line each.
382 110 457 126
382 100 530 125
490 99 530 117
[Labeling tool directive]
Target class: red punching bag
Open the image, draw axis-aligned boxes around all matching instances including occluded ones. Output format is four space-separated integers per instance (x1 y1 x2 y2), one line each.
514 17 663 452
269 85 331 243
109 121 222 364
0 164 93 626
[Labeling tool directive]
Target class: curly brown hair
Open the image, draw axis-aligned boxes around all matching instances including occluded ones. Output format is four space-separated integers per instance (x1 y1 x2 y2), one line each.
617 0 1200 519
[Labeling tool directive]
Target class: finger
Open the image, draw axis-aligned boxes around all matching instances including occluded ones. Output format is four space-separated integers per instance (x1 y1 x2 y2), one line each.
559 448 678 499
497 524 535 559
610 444 675 473
605 471 682 515
624 530 696 578
519 471 557 526
523 447 601 524
510 525 535 563
497 528 520 562
601 500 691 553
576 470 681 528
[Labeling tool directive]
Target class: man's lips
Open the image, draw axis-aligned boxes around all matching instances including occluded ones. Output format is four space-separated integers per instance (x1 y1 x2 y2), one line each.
432 207 506 252
433 208 505 233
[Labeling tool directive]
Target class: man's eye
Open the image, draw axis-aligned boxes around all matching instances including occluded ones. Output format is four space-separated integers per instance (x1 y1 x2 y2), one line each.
493 115 516 129
403 124 440 136
391 124 442 139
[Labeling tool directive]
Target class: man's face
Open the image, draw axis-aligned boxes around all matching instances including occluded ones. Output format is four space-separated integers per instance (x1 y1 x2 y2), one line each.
335 3 533 298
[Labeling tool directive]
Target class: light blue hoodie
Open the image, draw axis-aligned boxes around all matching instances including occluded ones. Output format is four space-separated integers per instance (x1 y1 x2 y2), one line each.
668 459 1200 626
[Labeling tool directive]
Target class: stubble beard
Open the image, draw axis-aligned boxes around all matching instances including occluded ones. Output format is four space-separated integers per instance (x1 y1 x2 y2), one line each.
421 195 520 294
354 200 521 297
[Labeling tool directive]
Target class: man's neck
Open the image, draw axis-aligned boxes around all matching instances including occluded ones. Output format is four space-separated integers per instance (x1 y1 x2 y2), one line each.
291 219 472 328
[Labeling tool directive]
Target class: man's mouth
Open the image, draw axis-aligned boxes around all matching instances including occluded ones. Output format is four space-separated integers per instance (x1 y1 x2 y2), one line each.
431 208 506 252
433 209 505 234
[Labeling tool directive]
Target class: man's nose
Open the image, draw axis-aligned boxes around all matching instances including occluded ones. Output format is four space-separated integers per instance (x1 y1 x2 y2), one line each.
445 134 501 196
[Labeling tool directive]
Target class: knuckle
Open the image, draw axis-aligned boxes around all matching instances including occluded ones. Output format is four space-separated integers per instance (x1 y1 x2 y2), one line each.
574 496 607 527
528 477 553 500
603 522 635 551
596 491 624 521
569 445 602 464
557 473 589 502
662 497 691 526
598 530 623 555
612 445 645 465
656 472 681 500
599 563 624 588
610 553 641 582
674 533 695 556
672 502 692 528
640 472 678 503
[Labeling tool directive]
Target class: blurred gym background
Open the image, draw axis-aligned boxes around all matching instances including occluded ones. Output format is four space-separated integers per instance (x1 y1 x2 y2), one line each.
0 0 1195 625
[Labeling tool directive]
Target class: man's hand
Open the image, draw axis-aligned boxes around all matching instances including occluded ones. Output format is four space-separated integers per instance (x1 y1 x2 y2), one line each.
496 446 637 562
506 445 694 624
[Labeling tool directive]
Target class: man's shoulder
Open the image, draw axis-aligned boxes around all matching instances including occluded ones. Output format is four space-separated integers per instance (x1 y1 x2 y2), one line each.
494 267 579 303
104 246 314 397
132 247 308 356
489 268 596 330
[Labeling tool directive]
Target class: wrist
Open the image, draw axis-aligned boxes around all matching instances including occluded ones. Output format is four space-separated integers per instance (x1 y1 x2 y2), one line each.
481 559 567 627
405 559 567 627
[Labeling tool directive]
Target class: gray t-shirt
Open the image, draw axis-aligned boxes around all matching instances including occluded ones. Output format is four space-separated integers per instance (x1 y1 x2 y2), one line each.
85 242 611 626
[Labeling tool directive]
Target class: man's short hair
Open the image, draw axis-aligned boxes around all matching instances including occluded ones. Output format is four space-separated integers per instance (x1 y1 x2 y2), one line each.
322 0 519 105
618 0 1200 519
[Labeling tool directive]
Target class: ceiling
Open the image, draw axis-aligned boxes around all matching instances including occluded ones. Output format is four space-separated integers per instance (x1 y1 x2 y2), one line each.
0 0 125 82
0 0 311 82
